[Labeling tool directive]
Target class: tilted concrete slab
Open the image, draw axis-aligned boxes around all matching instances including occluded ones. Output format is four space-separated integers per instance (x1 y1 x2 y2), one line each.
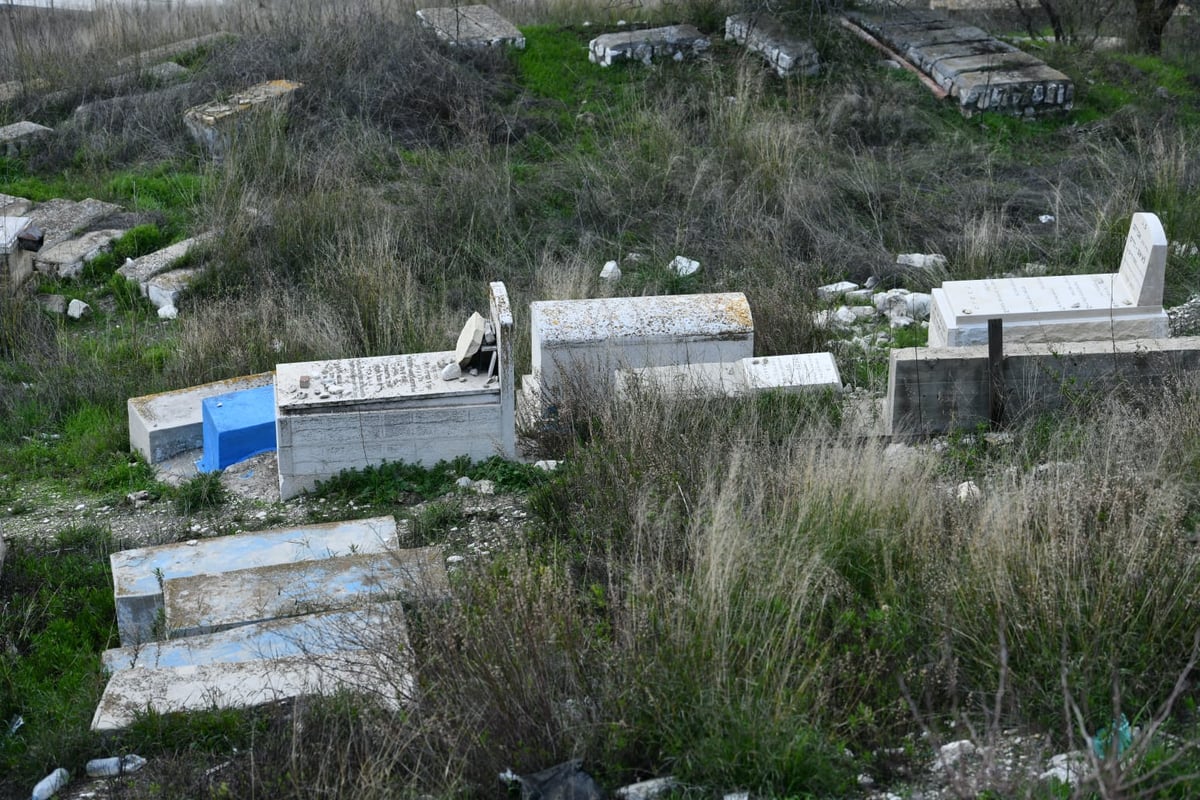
163 547 446 637
111 516 399 645
146 267 203 310
26 198 123 249
725 14 819 77
33 228 127 279
589 25 711 67
617 353 842 400
907 38 1018 73
887 337 1200 435
184 80 303 159
103 602 408 672
118 232 214 290
416 5 525 48
91 649 412 731
0 121 52 158
116 32 232 71
128 371 274 464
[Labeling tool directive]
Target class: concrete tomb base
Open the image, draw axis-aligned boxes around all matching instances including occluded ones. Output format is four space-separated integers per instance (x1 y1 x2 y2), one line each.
27 197 122 249
184 80 303 160
617 353 842 400
111 516 399 646
33 228 126 279
589 25 710 66
416 5 525 48
197 384 277 473
1 216 36 291
128 371 275 464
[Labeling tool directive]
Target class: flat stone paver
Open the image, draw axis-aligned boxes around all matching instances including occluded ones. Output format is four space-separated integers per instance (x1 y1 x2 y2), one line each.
26 198 123 249
33 228 127 279
416 5 525 48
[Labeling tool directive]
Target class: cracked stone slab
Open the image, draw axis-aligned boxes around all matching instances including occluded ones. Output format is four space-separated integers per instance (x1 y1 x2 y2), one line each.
416 5 525 48
145 267 203 309
26 198 124 249
118 232 214 287
33 228 127 279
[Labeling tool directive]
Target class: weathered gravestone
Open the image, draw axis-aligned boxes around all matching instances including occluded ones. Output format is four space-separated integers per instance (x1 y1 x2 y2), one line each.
416 4 525 48
725 14 820 77
928 212 1169 347
526 292 754 412
617 353 842 400
184 79 303 160
0 121 52 158
274 282 515 499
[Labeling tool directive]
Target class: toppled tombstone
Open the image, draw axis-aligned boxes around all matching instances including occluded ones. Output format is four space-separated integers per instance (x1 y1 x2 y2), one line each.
416 4 525 48
589 25 710 67
184 80 303 160
454 311 488 367
501 759 604 800
725 14 819 77
33 228 127 279
118 233 214 291
26 198 123 249
0 121 52 158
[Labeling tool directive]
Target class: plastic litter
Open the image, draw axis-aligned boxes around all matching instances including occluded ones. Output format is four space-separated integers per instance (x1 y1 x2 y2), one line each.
31 767 69 800
86 754 147 778
501 759 603 800
1092 714 1133 759
6 715 22 735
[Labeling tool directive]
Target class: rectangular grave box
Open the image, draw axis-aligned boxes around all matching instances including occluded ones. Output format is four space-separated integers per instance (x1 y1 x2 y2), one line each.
184 79 302 160
276 282 515 500
529 292 754 409
163 547 445 638
588 24 711 67
725 14 820 77
128 371 275 463
1 216 35 291
110 515 398 645
197 384 277 473
929 213 1168 347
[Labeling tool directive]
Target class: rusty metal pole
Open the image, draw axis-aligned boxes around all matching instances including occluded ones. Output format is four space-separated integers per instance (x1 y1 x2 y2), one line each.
988 318 1004 428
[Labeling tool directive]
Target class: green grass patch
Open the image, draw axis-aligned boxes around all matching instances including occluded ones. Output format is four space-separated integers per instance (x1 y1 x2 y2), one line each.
0 526 117 795
314 456 549 509
174 471 228 515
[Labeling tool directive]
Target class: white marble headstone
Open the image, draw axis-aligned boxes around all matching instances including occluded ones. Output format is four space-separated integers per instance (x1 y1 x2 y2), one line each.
1116 212 1167 308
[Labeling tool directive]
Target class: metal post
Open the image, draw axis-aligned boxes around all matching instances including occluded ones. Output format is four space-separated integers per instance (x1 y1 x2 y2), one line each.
988 318 1004 428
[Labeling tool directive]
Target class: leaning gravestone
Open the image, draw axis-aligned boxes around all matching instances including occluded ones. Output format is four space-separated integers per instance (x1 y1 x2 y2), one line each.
928 212 1169 347
184 80 303 160
416 4 525 48
588 25 710 66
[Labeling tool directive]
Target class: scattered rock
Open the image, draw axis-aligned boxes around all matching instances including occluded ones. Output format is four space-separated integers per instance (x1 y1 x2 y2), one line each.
158 305 179 320
66 299 91 319
1039 750 1088 786
818 280 860 302
956 480 981 502
600 260 621 281
896 253 948 271
472 479 496 495
534 460 560 471
441 362 463 381
455 476 473 489
671 255 700 276
615 776 679 800
933 739 977 771
454 312 487 367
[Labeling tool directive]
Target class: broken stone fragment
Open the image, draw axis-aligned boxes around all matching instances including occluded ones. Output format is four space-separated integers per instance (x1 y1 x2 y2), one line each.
66 299 91 319
600 260 621 281
671 255 700 277
157 305 178 320
817 281 860 302
441 362 462 381
896 253 948 270
454 312 487 367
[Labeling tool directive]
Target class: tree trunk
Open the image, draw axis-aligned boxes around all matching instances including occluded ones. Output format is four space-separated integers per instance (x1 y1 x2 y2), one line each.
1036 0 1067 43
1134 0 1182 54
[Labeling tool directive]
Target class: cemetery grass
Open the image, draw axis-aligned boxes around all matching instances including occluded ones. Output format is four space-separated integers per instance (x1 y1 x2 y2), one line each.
2 0 1200 797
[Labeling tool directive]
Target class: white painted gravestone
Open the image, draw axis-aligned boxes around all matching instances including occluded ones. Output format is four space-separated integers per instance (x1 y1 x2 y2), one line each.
275 282 515 499
928 212 1168 346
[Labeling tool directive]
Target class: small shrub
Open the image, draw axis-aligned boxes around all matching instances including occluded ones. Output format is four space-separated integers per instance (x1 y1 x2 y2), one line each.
174 471 228 515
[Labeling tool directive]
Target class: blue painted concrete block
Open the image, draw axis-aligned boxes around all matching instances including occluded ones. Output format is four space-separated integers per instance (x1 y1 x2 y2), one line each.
196 384 277 473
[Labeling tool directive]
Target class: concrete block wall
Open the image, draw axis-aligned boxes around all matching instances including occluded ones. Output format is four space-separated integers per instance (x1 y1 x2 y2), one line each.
887 337 1200 434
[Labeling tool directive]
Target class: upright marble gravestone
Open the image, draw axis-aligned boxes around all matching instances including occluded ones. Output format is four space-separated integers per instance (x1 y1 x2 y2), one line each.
928 212 1169 347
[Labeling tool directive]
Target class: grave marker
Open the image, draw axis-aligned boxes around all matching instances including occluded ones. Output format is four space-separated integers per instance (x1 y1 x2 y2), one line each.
416 5 525 48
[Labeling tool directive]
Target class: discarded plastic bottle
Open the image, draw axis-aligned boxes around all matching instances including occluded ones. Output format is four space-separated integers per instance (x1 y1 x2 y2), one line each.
86 754 147 778
30 767 69 800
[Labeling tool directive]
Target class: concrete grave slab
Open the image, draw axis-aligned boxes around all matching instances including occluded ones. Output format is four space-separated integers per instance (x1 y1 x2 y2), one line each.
617 353 842 400
1 216 36 291
742 353 843 393
416 5 525 48
117 32 232 71
905 39 1019 73
92 649 411 731
163 547 446 637
929 213 1168 346
952 63 1074 112
128 371 275 464
196 385 277 473
110 515 398 645
33 228 126 279
589 25 711 67
118 233 214 290
725 14 820 77
0 193 32 217
0 121 52 158
27 198 123 249
103 601 407 673
184 79 303 159
928 51 1044 90
529 292 754 408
